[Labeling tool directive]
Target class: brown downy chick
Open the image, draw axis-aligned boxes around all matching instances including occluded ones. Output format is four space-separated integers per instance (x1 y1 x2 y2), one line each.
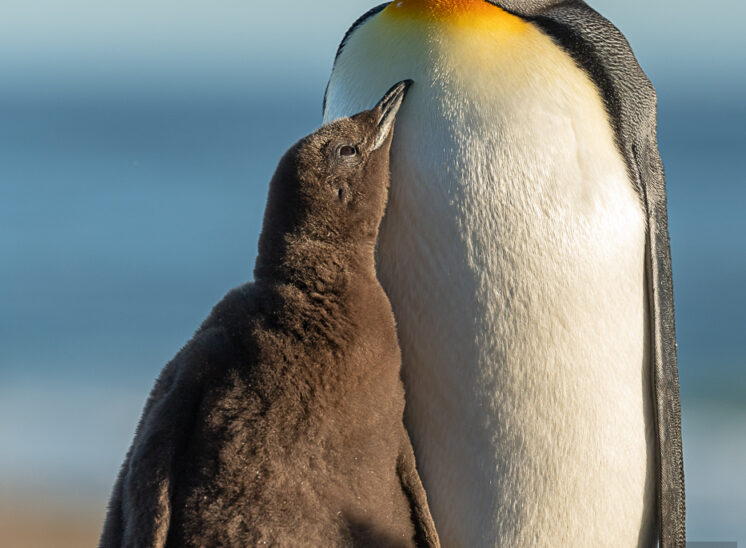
99 81 439 548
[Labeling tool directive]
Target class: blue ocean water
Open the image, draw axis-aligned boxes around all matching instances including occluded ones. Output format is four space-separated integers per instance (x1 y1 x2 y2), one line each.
1 88 744 541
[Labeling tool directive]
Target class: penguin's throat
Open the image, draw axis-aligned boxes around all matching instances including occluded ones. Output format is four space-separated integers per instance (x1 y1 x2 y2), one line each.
255 234 375 295
382 0 528 32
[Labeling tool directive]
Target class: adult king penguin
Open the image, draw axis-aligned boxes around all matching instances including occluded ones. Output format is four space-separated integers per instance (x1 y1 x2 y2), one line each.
323 1 685 547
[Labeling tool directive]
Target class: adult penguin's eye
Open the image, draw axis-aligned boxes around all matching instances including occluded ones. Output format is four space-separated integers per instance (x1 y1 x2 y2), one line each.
339 145 357 157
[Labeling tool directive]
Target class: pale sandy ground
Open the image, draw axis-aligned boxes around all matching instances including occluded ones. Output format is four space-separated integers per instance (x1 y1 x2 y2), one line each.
0 496 104 548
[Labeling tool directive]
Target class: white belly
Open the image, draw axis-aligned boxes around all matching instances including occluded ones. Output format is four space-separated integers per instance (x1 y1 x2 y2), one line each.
325 11 655 547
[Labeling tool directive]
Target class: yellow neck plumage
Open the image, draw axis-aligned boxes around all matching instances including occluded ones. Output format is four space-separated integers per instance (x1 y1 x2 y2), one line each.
381 0 528 34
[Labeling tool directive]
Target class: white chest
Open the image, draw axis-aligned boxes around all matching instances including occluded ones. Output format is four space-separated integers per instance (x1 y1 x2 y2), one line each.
325 10 655 547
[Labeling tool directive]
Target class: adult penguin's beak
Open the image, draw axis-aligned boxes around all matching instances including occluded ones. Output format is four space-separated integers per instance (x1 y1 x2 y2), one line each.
371 79 413 151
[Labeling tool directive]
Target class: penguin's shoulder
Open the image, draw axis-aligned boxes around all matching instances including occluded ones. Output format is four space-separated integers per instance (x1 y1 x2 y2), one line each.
323 2 389 113
200 283 264 334
501 1 659 193
333 2 389 63
153 284 264 399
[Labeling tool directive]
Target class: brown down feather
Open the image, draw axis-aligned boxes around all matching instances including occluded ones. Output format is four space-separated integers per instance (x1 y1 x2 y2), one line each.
99 88 439 547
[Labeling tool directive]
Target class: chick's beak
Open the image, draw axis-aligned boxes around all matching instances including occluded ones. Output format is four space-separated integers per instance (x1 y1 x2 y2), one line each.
372 79 413 151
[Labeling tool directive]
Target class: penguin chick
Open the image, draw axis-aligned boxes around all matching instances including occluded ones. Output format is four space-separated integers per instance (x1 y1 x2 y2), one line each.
99 80 438 548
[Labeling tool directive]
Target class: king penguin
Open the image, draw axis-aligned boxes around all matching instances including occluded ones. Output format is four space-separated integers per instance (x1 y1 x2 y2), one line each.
323 1 685 547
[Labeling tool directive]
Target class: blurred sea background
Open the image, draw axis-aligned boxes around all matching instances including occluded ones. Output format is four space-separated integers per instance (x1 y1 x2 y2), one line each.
1 0 744 545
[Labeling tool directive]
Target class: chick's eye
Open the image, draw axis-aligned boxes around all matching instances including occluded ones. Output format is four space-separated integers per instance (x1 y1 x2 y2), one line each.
339 145 357 157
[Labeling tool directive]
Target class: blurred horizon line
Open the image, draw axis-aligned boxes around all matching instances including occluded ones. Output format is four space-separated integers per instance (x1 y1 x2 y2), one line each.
2 71 744 111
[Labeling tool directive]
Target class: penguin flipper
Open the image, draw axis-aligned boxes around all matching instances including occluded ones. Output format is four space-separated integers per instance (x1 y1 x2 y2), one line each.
99 327 231 548
397 433 440 547
635 133 686 548
100 344 187 547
